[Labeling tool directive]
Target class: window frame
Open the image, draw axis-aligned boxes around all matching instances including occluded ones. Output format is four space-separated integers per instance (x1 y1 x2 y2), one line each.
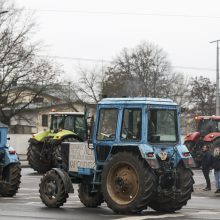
96 108 119 141
120 108 142 142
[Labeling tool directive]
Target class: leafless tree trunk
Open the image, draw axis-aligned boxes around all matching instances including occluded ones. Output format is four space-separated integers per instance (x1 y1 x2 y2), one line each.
0 0 62 125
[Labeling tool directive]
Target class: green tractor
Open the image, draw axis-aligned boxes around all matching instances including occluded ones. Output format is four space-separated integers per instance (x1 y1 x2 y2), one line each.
27 111 87 173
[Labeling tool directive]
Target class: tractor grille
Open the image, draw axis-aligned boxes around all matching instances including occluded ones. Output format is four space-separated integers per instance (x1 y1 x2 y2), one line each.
96 145 111 161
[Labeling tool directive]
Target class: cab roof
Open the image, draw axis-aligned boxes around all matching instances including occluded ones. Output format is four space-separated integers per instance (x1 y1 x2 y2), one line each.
98 97 177 106
195 115 220 121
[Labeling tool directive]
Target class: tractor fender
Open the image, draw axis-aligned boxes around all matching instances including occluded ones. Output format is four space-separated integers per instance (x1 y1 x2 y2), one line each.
184 132 200 143
3 147 20 167
110 144 159 169
203 132 220 142
51 168 74 193
54 130 83 142
29 130 51 142
176 144 196 168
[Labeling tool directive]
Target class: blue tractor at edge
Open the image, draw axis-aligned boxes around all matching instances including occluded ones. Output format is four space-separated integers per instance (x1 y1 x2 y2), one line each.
39 97 195 214
0 122 21 196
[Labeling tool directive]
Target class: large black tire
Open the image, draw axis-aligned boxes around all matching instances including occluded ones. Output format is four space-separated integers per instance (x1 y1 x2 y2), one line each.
102 152 155 214
39 170 69 208
149 165 194 212
78 183 104 208
0 163 21 197
185 141 201 168
211 138 220 150
27 142 52 173
52 137 78 168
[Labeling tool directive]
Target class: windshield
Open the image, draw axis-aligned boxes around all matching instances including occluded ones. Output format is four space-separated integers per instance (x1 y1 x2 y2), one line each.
148 109 178 143
197 119 219 136
50 115 87 140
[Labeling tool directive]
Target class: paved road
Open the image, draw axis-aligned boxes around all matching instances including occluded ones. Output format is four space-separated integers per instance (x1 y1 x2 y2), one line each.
0 168 219 220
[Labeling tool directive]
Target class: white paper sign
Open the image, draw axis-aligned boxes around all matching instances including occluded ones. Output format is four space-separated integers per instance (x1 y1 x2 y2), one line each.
68 142 95 172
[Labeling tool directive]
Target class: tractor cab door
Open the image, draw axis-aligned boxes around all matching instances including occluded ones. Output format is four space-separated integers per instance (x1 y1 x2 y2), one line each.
93 107 119 164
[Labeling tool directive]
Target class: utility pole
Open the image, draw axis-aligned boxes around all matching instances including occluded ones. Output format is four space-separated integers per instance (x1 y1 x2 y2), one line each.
210 39 220 115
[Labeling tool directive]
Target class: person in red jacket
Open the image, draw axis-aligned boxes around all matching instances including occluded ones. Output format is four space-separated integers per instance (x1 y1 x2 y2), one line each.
213 147 220 193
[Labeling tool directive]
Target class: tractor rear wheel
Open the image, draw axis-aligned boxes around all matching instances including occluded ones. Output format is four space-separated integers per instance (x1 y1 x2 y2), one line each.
0 163 21 197
149 164 194 212
102 152 155 214
27 142 52 173
39 170 69 208
78 183 103 207
52 137 78 168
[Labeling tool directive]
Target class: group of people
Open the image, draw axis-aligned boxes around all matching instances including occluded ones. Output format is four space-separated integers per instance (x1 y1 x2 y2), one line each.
201 145 220 193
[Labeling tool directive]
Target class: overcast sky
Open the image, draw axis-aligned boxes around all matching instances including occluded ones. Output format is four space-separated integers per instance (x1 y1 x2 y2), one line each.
14 0 220 81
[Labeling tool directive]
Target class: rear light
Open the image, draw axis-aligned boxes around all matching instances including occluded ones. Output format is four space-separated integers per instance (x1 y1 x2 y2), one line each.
9 149 16 154
182 152 190 157
146 152 154 157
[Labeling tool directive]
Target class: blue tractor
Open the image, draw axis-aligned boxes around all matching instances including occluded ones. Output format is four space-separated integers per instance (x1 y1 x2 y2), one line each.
39 98 195 214
0 122 21 196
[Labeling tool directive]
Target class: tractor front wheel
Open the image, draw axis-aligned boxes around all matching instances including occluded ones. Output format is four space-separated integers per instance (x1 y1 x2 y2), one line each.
39 170 69 208
102 152 155 214
27 142 52 173
0 163 21 197
78 183 103 207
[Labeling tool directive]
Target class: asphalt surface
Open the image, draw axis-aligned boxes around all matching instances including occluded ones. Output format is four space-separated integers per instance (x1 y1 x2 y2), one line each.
0 167 219 220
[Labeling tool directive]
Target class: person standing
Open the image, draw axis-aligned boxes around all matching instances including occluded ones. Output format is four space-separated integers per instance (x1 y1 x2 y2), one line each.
201 145 213 191
213 147 220 193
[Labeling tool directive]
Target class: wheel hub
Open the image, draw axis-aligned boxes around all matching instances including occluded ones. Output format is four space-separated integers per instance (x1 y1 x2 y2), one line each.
115 176 129 192
107 163 139 205
46 181 57 197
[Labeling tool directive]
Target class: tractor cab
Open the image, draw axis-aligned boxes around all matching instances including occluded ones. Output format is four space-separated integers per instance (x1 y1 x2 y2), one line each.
184 115 220 167
49 112 87 141
195 116 220 136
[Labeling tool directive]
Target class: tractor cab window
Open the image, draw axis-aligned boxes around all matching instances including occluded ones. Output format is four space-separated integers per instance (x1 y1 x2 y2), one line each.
198 119 217 136
50 115 65 132
74 116 87 140
148 109 178 143
121 108 142 141
97 109 118 140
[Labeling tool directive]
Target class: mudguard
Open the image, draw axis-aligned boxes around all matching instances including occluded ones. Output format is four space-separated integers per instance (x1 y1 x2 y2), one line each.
52 168 74 193
53 130 80 141
110 144 159 169
3 147 20 167
30 130 52 142
184 132 200 142
138 144 159 169
177 144 196 168
203 132 220 142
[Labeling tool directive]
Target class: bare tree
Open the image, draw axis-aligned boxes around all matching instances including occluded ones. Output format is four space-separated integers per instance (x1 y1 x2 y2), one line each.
0 0 62 124
102 42 173 98
188 76 216 115
69 65 105 104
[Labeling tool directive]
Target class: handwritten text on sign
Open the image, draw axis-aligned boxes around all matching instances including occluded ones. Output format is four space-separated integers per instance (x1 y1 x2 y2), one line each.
68 143 95 172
